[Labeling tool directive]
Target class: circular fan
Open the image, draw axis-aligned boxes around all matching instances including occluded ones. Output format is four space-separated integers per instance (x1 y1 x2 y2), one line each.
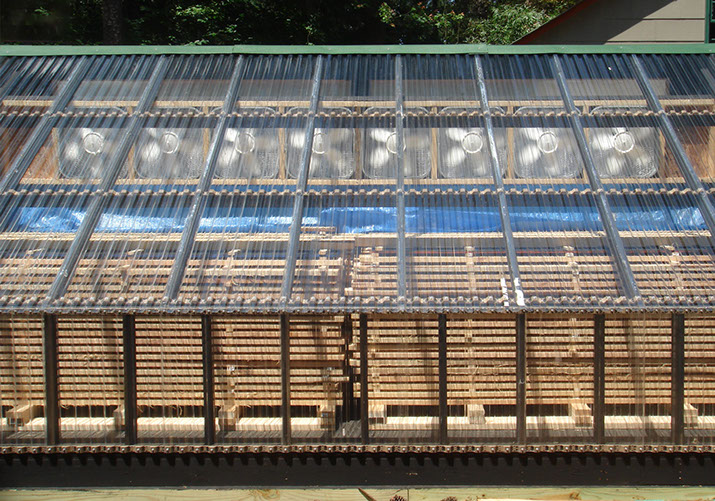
363 107 431 179
588 107 658 178
287 107 355 179
513 107 583 179
58 128 116 179
215 107 280 179
437 107 508 178
135 127 204 179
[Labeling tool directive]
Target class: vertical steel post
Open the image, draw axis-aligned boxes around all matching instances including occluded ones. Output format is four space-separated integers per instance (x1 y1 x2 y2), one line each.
516 313 527 445
280 313 291 445
122 314 137 445
438 314 448 444
341 315 354 423
672 313 685 445
360 313 369 444
43 314 59 446
202 314 215 445
594 314 606 444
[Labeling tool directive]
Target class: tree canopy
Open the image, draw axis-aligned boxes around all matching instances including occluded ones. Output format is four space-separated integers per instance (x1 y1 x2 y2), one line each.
0 0 580 45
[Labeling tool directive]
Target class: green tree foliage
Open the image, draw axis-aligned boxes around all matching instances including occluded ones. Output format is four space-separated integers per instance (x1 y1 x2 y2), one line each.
0 0 581 45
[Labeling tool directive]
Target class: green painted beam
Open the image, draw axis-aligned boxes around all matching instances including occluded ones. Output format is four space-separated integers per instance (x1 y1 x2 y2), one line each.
0 43 714 56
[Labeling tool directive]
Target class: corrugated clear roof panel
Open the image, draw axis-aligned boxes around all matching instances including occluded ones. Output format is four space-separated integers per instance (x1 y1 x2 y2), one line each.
508 192 623 306
559 54 687 188
0 52 711 313
482 55 585 187
291 55 398 307
0 57 80 181
610 191 715 304
63 193 190 306
17 56 158 185
210 55 316 189
0 192 94 305
637 54 715 183
177 191 294 309
405 192 509 308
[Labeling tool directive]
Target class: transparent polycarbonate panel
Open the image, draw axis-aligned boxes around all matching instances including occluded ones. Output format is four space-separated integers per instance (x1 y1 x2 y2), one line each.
0 315 45 445
57 316 123 445
364 315 440 444
583 109 667 181
135 316 203 444
289 315 353 444
637 54 715 182
212 55 317 187
0 192 94 307
68 55 158 113
405 192 509 309
482 55 564 105
605 314 671 444
402 55 490 184
558 54 649 106
291 191 397 308
152 55 236 113
526 314 594 444
684 314 715 445
559 54 685 185
214 316 283 444
17 57 158 185
64 193 191 307
508 192 623 307
178 191 293 309
20 116 129 185
482 55 586 185
609 192 715 305
114 116 212 187
296 55 395 181
447 315 516 444
0 57 83 181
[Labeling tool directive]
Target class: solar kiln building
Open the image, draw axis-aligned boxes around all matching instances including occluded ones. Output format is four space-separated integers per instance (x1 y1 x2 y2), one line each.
0 45 713 481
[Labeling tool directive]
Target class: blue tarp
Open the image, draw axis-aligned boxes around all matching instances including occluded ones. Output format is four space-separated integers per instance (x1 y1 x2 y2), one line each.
7 203 706 234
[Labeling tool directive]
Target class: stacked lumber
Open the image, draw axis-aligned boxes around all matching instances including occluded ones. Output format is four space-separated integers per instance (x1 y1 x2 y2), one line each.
446 315 516 407
214 315 347 427
213 315 282 410
0 254 64 300
526 315 594 406
0 316 44 406
353 315 440 417
518 251 619 301
347 247 509 300
605 315 671 406
685 315 715 406
57 315 123 407
67 255 174 302
181 256 343 302
135 316 203 408
629 253 715 298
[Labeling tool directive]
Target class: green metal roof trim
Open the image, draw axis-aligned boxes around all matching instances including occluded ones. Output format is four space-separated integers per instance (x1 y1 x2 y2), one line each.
1 43 715 56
